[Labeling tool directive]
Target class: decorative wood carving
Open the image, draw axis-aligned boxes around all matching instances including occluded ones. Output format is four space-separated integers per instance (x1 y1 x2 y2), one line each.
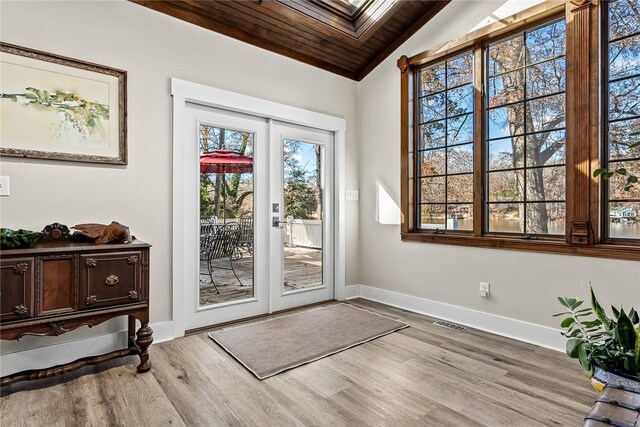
128 290 139 301
16 321 93 339
127 255 138 265
85 258 97 268
397 55 409 74
570 0 592 11
13 263 29 274
135 324 153 373
1 347 139 387
85 295 97 306
13 305 27 316
41 223 72 241
104 275 119 286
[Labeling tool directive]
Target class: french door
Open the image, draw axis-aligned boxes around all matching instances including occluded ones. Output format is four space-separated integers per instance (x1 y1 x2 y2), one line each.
270 122 334 312
183 105 334 330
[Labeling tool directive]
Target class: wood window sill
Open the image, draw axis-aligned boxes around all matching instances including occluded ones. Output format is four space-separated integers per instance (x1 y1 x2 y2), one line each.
400 231 640 261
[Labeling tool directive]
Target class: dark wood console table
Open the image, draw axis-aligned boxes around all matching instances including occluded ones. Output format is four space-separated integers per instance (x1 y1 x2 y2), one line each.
0 238 152 387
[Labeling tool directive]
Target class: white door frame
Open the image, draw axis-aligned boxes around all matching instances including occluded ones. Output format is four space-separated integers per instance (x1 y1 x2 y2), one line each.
171 78 347 338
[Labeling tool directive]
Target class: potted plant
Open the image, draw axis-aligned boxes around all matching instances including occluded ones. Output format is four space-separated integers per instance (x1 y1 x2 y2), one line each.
555 287 640 392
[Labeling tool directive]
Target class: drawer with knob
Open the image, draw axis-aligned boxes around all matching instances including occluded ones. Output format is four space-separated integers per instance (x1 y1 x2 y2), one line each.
79 252 144 309
0 258 35 322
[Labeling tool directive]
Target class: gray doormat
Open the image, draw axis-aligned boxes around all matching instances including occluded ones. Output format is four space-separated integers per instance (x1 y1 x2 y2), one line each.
208 303 409 380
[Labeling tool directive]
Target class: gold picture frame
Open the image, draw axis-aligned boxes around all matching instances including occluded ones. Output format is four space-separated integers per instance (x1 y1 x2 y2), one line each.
0 42 127 165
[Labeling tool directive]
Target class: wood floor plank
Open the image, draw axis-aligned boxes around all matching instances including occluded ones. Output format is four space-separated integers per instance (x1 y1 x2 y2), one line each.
1 298 596 426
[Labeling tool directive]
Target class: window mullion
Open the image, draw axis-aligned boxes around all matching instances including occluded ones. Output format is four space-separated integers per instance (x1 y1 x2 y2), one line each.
473 46 484 237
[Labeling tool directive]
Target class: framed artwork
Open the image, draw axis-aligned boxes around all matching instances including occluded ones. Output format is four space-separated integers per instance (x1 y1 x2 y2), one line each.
0 43 127 164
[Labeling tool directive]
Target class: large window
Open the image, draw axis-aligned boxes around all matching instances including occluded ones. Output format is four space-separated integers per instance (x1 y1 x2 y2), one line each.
399 1 640 260
606 0 640 240
417 52 474 231
485 20 566 236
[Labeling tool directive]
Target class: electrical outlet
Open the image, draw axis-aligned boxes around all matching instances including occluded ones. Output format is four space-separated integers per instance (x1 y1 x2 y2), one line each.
0 176 9 196
346 190 359 201
480 282 490 298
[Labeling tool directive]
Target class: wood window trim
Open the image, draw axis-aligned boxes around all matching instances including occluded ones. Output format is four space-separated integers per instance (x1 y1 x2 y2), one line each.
398 0 640 261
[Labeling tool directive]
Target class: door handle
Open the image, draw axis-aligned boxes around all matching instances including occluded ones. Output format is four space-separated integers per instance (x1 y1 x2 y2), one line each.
272 217 288 228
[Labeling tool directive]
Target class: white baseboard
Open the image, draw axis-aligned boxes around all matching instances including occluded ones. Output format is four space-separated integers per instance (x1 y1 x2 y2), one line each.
350 284 565 352
1 321 173 377
342 284 361 300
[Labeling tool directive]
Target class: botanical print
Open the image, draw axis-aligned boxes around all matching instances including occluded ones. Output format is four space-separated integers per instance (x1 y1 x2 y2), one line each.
0 44 125 164
0 86 110 145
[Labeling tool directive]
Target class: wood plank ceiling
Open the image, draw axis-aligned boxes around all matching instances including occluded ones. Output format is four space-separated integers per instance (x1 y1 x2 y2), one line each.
131 0 451 80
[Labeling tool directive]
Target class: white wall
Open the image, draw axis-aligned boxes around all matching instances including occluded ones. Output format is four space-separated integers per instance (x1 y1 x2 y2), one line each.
357 0 640 329
0 0 359 354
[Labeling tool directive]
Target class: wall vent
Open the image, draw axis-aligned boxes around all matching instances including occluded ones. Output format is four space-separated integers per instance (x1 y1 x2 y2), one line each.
433 320 466 332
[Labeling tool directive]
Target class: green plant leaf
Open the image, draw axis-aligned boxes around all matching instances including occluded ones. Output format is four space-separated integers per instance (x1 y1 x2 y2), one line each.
635 326 640 368
616 309 637 351
616 168 628 175
558 297 570 308
567 298 578 309
628 175 639 183
561 317 576 328
612 305 620 319
577 342 591 372
591 287 611 332
583 320 602 328
553 311 571 317
566 338 584 358
630 308 639 325
604 172 615 180
593 168 607 178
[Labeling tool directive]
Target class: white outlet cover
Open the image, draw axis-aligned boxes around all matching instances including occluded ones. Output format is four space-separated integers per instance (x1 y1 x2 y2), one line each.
346 190 359 201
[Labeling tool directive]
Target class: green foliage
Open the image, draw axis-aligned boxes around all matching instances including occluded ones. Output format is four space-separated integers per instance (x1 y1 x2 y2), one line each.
200 174 215 219
593 141 640 190
0 228 43 249
284 180 318 220
555 287 640 380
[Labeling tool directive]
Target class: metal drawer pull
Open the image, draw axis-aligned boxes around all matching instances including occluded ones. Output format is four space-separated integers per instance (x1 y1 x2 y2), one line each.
14 305 27 315
105 275 119 286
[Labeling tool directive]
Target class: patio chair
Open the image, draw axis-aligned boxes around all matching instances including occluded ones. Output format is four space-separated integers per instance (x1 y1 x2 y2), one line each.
205 223 243 294
235 214 253 259
200 220 218 260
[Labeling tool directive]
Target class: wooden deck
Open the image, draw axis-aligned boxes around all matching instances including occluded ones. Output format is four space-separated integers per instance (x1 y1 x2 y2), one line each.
199 247 322 306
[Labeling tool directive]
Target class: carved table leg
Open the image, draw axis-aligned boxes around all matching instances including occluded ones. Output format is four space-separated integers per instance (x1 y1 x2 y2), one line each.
135 323 153 373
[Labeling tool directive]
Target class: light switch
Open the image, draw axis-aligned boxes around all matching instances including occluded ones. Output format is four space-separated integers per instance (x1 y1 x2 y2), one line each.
346 190 359 201
0 176 9 196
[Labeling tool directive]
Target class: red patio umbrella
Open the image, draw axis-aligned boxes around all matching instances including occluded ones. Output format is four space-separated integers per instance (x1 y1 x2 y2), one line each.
200 149 253 221
200 148 253 175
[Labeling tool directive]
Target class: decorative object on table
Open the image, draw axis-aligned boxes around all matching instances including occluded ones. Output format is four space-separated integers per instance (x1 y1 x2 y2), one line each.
72 221 132 244
41 222 73 240
555 287 640 393
0 222 151 387
209 303 408 380
0 42 127 165
0 228 43 249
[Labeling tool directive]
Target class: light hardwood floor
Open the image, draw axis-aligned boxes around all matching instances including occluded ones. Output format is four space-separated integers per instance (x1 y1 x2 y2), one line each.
0 299 594 426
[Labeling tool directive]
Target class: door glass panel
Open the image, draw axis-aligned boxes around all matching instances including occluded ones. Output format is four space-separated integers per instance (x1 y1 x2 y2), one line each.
199 125 254 307
282 139 323 292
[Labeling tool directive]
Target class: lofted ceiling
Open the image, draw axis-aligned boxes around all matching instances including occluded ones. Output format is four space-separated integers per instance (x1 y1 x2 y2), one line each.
131 0 451 80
